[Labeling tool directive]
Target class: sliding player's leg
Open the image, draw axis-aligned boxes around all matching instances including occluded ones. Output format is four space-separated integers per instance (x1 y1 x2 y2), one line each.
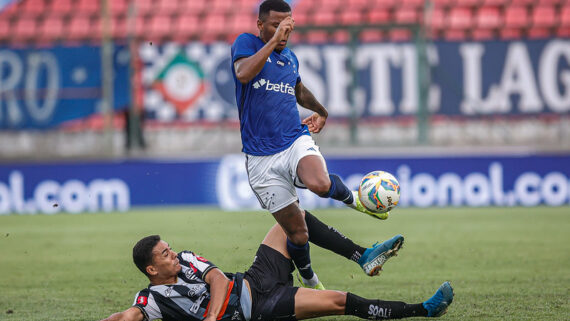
272 202 324 289
293 282 454 320
304 210 404 276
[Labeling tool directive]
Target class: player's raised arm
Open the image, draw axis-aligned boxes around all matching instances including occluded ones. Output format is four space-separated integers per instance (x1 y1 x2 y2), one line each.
202 267 231 321
296 81 328 133
99 307 143 321
234 16 294 84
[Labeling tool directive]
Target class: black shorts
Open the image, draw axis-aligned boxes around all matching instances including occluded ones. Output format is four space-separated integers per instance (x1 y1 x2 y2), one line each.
244 244 299 321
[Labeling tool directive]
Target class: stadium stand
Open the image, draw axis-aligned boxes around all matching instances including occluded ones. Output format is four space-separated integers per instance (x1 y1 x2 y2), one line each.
0 0 569 44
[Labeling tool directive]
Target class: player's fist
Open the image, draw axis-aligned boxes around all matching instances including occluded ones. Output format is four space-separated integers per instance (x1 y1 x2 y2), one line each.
273 16 294 42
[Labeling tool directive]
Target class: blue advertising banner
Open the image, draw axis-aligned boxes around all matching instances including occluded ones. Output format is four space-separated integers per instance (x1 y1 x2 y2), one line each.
139 39 570 122
0 154 568 215
0 45 130 129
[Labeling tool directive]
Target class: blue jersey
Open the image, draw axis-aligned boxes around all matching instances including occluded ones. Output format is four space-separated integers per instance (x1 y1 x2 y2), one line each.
231 33 309 156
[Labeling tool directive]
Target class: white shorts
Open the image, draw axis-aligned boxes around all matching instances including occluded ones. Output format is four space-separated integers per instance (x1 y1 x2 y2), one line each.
246 135 326 213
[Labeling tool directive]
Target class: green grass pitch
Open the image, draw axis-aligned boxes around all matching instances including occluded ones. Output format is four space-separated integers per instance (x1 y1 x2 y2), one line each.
0 207 569 321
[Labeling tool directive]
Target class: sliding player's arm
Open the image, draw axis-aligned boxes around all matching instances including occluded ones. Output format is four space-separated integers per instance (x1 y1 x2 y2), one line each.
296 81 328 133
99 307 144 321
203 268 231 321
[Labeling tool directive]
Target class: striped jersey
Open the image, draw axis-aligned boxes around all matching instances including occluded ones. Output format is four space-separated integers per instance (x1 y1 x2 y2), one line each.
132 251 244 321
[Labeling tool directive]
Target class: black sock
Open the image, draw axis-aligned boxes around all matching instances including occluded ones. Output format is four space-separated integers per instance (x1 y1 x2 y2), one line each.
286 238 314 280
305 210 366 262
345 292 427 319
324 174 354 204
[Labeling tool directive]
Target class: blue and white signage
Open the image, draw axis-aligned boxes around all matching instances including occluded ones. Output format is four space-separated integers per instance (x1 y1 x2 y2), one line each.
0 45 130 129
140 39 570 122
0 154 568 214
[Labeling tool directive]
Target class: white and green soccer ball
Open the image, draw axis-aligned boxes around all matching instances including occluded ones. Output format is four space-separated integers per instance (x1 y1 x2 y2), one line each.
358 170 401 214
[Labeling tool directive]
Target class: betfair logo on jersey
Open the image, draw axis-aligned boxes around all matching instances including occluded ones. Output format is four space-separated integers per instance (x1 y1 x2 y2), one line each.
252 78 295 96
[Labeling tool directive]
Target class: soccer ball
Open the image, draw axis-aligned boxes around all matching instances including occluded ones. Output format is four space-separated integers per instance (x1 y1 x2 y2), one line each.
358 171 400 213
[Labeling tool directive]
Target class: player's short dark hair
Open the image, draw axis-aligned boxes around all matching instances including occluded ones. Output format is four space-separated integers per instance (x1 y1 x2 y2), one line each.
258 0 291 21
133 235 161 277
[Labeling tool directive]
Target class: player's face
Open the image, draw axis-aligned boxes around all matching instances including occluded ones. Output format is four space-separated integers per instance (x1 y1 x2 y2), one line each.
151 241 181 278
258 10 292 51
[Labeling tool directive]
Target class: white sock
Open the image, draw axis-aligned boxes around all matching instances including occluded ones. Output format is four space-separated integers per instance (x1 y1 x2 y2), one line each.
302 273 320 287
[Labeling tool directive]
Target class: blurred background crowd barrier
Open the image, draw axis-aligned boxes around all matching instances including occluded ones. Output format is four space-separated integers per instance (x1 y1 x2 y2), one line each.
0 0 569 213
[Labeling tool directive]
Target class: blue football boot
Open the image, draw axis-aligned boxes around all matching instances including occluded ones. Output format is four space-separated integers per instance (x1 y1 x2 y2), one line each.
423 281 454 317
358 234 404 276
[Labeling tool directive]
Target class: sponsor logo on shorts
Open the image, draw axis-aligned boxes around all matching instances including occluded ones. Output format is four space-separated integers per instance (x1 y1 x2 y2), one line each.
368 304 391 318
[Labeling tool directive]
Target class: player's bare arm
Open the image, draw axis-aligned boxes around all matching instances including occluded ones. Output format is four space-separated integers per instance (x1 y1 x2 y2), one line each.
234 15 294 84
99 306 143 321
296 81 328 133
203 267 231 321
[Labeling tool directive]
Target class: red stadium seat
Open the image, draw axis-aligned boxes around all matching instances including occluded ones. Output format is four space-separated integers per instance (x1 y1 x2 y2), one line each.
146 14 173 41
172 14 200 41
305 30 329 44
394 7 421 24
179 0 207 15
527 27 550 38
561 6 570 27
473 6 501 40
133 0 153 15
481 0 508 7
366 8 391 24
504 6 529 29
49 0 73 15
500 28 523 39
509 0 536 6
77 0 100 15
40 14 65 41
371 0 398 9
537 0 563 5
156 0 179 14
228 11 257 35
401 0 426 8
444 29 467 40
202 14 226 37
212 0 234 13
13 16 37 40
426 7 446 36
359 29 384 43
292 11 309 25
346 0 370 11
340 10 363 25
476 6 502 30
314 11 336 25
389 29 412 42
448 7 473 30
68 15 92 40
531 6 557 28
111 16 127 39
0 19 11 41
331 30 350 43
21 0 47 17
556 27 570 37
293 0 316 14
471 29 495 40
454 0 482 7
109 0 128 16
432 0 456 9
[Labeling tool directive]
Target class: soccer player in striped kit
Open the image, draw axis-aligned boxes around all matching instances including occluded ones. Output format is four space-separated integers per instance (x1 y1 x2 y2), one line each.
99 221 453 321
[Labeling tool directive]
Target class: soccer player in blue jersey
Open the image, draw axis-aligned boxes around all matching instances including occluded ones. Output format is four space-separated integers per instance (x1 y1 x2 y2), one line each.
231 0 392 289
99 222 453 321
